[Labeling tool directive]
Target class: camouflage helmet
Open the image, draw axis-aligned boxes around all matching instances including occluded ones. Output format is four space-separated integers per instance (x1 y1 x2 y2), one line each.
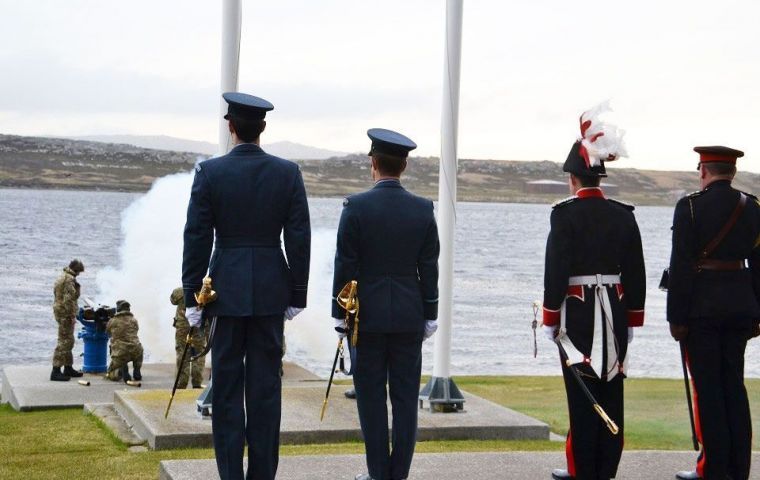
69 259 85 274
115 300 131 313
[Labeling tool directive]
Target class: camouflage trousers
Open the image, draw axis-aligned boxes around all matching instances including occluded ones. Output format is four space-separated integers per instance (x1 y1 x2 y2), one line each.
52 316 75 367
175 327 207 388
107 345 144 381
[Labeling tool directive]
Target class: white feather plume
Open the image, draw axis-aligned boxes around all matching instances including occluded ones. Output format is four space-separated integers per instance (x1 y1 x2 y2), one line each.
579 100 628 167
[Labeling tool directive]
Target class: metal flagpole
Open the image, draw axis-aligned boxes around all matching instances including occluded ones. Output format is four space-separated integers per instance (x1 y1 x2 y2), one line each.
196 0 243 416
419 0 465 413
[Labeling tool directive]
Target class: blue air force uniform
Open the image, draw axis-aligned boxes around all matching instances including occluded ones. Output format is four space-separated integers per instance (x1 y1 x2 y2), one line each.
667 146 760 480
182 92 310 480
332 129 439 480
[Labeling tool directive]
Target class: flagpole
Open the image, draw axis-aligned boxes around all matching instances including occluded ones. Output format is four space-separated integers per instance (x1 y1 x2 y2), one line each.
217 0 242 155
419 0 465 413
196 0 243 417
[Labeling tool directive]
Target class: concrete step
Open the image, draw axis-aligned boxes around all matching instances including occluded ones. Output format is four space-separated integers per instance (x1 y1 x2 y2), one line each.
159 451 760 480
116 384 549 450
84 402 145 446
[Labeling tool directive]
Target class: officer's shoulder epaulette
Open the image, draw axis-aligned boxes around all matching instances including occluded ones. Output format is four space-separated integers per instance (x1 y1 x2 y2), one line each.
194 164 202 173
552 196 577 209
608 198 635 211
686 190 705 199
736 189 758 201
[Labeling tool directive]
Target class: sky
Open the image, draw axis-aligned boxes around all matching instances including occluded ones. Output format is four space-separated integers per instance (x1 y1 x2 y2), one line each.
0 0 758 172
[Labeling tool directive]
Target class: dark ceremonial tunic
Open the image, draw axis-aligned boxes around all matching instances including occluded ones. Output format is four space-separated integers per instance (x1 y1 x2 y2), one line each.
667 180 760 480
543 187 646 480
332 178 439 480
182 143 311 480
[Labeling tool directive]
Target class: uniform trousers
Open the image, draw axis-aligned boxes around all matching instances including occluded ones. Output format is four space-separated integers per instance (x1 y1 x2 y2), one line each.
354 331 424 480
212 315 284 480
685 316 753 480
561 361 624 480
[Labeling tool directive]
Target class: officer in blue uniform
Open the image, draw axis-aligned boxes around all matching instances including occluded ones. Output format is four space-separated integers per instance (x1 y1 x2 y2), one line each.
668 146 760 480
182 92 311 480
332 128 440 480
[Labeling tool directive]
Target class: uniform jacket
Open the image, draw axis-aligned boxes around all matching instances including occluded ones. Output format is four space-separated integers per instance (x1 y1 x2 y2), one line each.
107 311 142 353
182 143 311 317
332 179 439 333
53 267 80 319
543 188 646 356
667 180 760 326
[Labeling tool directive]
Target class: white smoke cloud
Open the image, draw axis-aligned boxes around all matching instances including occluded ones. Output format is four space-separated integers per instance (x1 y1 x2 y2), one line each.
96 172 193 362
96 170 337 372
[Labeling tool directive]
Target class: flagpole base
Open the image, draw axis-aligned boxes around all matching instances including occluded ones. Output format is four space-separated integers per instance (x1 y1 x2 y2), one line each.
418 376 465 413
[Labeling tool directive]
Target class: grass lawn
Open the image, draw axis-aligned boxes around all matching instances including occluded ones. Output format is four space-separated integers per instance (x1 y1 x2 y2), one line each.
0 376 757 479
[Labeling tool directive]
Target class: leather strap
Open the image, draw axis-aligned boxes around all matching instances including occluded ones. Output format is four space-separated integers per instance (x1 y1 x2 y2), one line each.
699 193 747 260
695 259 747 271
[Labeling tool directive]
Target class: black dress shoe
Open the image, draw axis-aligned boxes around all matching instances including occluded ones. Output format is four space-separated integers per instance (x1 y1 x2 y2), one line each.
675 471 701 480
132 366 142 381
344 388 356 399
354 474 373 480
551 469 574 480
63 366 83 378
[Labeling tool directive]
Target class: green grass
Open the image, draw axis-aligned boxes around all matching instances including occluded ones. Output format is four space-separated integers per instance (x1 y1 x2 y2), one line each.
455 376 760 450
1 377 757 479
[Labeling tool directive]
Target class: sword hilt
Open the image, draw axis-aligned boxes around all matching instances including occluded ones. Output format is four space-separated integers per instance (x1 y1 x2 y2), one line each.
593 403 619 435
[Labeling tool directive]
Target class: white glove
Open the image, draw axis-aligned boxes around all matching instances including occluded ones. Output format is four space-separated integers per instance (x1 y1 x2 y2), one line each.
424 320 438 340
542 324 558 342
628 327 634 344
284 306 303 321
334 318 347 340
187 306 203 328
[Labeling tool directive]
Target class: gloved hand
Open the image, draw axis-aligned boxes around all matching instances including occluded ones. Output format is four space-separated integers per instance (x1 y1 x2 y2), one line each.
628 327 634 344
334 318 347 340
187 306 203 328
423 320 438 340
670 323 689 342
542 324 558 342
284 306 303 321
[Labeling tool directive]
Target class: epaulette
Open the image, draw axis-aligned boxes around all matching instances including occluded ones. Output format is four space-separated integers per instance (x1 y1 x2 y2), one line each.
552 196 577 209
687 190 705 199
342 197 350 207
608 198 635 211
736 189 758 201
195 164 202 172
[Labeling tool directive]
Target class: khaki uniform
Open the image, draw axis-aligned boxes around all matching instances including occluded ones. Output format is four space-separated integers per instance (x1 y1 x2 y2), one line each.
171 287 207 388
106 311 144 381
52 267 80 367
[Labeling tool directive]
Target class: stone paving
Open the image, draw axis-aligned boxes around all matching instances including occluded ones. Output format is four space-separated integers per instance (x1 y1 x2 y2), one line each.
159 451 760 480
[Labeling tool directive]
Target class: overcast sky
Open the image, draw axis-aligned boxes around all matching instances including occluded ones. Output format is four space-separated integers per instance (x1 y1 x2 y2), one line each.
0 0 758 172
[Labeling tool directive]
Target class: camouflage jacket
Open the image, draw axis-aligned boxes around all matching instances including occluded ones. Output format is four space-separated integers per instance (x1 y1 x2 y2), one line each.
106 311 141 350
53 267 80 319
170 287 188 329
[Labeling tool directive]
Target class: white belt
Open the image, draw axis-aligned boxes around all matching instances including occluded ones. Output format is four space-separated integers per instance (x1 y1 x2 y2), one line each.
568 274 621 286
559 273 625 382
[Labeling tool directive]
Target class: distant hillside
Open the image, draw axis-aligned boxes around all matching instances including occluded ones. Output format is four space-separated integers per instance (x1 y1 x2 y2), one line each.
69 134 348 160
2 134 759 205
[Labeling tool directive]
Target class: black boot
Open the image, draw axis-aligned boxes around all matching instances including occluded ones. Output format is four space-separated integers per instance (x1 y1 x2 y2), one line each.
63 366 83 378
551 469 574 480
121 366 132 383
344 388 357 399
50 366 70 382
675 472 701 480
132 366 141 381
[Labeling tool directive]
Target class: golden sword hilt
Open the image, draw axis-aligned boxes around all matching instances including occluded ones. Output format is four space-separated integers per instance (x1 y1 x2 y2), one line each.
593 404 620 435
337 280 359 346
194 276 218 308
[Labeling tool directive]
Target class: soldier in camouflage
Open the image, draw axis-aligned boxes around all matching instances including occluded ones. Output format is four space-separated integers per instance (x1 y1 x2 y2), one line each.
105 300 144 382
170 287 207 388
51 259 85 381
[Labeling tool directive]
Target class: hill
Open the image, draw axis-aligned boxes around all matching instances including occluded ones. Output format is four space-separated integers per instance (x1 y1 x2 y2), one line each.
2 134 758 205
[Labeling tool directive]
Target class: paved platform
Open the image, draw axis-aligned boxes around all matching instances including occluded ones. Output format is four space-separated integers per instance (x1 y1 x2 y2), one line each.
116 384 549 450
0 362 317 411
159 451 760 480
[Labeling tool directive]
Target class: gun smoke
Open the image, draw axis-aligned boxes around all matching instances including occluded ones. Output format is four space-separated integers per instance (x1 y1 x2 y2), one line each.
95 168 336 372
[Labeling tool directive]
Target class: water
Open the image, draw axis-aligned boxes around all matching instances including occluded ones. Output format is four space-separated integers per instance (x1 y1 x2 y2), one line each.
1 187 758 379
